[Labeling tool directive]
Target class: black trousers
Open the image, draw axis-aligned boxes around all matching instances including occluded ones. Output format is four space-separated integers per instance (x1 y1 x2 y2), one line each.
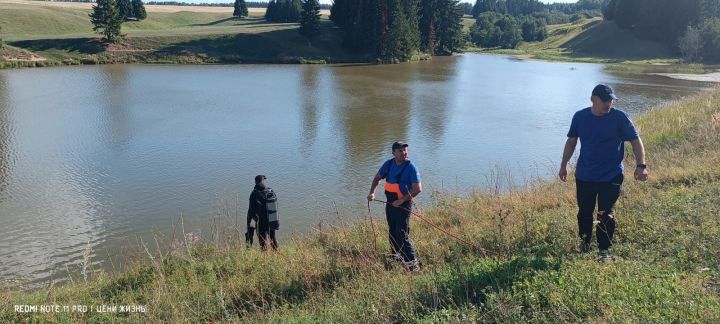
257 223 278 251
385 193 417 263
576 174 623 250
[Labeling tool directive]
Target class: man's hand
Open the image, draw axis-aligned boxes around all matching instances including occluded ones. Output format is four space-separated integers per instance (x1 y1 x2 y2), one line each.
634 166 649 181
367 192 375 201
559 164 569 182
391 199 404 208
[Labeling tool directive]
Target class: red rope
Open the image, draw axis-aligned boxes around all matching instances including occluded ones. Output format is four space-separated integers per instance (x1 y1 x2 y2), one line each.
371 199 505 258
367 201 379 253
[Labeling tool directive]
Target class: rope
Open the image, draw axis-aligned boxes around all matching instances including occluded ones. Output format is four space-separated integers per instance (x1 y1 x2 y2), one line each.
367 200 379 253
370 199 505 258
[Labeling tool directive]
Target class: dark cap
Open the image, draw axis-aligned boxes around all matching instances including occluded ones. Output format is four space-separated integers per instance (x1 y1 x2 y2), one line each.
391 141 409 151
254 175 267 184
592 84 619 101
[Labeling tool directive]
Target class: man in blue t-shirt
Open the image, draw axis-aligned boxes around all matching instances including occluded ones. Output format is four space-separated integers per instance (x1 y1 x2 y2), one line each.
367 141 423 271
559 84 649 262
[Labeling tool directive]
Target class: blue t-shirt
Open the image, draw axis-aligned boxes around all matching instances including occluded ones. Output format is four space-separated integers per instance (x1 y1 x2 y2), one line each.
567 107 639 182
378 159 421 196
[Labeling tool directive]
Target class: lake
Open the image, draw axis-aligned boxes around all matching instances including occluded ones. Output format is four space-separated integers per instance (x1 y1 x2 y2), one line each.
0 54 713 287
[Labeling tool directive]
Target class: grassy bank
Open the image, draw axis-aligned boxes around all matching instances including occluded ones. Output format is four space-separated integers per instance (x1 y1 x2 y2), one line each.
2 87 719 321
466 17 719 74
0 0 363 67
3 1 717 70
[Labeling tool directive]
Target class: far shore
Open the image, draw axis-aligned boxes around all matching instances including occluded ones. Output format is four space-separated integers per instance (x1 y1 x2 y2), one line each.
0 0 330 14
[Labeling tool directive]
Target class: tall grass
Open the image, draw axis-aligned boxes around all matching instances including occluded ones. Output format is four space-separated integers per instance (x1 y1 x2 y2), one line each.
2 89 720 322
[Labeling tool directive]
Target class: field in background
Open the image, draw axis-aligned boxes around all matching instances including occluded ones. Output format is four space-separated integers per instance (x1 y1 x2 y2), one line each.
0 0 352 66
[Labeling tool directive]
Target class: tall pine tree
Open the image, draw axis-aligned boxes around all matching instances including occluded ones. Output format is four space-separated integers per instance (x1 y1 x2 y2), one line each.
330 0 349 27
330 0 463 61
90 0 123 42
117 0 133 20
266 0 301 22
132 0 147 20
421 0 463 55
266 0 277 21
379 0 420 62
433 0 464 55
234 0 249 18
299 0 321 39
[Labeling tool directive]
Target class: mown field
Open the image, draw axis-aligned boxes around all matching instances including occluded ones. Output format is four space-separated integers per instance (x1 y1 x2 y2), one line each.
2 86 719 322
0 0 355 66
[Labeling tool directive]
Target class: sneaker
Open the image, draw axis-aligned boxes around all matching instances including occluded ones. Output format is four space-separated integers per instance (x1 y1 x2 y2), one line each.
405 260 420 272
598 249 613 262
579 242 591 253
389 253 403 262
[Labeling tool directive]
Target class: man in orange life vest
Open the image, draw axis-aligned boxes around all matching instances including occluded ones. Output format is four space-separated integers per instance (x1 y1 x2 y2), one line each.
367 141 423 271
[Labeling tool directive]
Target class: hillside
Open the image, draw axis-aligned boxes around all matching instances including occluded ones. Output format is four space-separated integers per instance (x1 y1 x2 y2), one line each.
0 0 358 66
467 17 693 67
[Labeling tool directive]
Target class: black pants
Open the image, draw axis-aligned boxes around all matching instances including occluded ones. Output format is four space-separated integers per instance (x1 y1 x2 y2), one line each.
576 174 623 250
257 224 278 251
385 194 416 263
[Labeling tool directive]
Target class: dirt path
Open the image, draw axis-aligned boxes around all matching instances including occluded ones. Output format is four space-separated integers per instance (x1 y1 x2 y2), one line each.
652 70 720 83
2 53 46 61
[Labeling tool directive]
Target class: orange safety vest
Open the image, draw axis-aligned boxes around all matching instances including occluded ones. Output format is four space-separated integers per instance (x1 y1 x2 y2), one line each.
384 182 404 200
383 160 411 200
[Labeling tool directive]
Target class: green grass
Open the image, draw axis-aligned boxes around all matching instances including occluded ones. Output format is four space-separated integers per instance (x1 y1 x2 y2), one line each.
0 4 93 39
467 17 718 73
0 3 234 40
0 2 364 65
2 88 719 322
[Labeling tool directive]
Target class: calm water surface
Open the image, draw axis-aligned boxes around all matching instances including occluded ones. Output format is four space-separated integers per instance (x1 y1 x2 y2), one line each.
0 54 712 286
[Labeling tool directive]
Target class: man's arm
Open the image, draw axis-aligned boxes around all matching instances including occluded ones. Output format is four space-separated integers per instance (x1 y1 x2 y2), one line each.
367 173 382 201
630 138 649 181
408 182 422 200
559 137 578 182
247 192 256 227
392 182 422 207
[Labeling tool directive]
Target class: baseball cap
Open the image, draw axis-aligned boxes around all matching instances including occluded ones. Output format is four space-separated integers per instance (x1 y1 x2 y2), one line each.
592 84 619 101
391 141 409 151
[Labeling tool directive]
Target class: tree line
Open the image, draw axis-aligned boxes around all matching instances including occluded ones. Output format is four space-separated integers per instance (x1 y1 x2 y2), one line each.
473 0 606 24
603 0 720 62
470 12 546 49
330 0 464 62
469 0 588 49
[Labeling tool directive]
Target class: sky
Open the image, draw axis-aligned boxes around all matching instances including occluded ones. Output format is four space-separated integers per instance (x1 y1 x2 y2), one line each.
314 0 580 3
174 0 579 4
314 0 578 3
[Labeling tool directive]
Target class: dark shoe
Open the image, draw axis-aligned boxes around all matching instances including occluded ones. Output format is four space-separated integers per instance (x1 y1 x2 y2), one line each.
387 253 403 262
598 249 613 262
405 260 420 272
580 242 591 253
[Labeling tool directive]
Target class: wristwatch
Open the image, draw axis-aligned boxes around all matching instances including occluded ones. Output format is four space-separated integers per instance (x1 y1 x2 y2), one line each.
636 164 647 169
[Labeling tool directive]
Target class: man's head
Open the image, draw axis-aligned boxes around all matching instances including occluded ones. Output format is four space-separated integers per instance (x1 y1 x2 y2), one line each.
254 175 267 185
391 141 409 162
591 84 618 113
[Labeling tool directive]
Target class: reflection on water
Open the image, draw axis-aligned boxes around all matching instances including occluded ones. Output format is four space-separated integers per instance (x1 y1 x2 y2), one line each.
299 66 320 158
0 54 713 287
0 72 10 199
